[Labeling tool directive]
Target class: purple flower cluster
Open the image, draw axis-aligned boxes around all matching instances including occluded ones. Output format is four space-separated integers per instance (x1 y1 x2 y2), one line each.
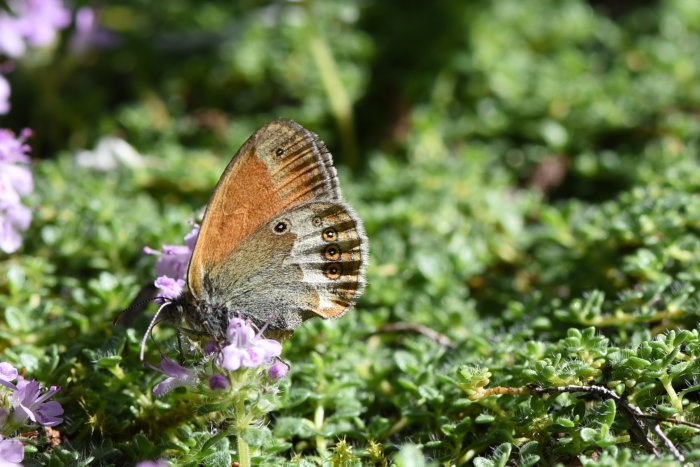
0 0 70 58
0 361 64 464
218 318 282 372
0 0 71 115
0 362 64 428
147 317 286 396
144 224 199 301
0 129 33 253
9 380 64 427
135 460 169 467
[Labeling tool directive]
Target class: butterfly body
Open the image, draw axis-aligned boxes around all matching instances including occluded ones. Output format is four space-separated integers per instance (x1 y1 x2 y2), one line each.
162 120 367 341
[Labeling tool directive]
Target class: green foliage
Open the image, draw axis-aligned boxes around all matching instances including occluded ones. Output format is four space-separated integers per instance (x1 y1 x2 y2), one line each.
3 0 700 464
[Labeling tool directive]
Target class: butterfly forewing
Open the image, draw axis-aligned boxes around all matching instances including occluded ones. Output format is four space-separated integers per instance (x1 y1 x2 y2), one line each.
187 120 341 299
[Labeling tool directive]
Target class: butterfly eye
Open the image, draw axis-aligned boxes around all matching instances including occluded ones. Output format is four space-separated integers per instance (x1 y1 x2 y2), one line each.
322 227 337 241
323 244 341 261
275 147 285 157
273 220 290 234
324 263 343 280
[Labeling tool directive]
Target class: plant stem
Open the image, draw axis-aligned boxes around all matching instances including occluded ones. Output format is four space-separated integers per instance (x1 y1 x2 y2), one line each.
235 396 251 467
660 375 684 415
304 1 358 170
314 401 328 457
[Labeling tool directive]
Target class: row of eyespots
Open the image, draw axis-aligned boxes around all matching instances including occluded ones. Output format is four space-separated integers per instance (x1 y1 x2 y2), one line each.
273 220 337 238
320 226 341 279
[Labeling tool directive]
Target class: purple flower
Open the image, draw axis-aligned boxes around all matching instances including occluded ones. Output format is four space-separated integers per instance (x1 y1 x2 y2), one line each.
0 75 9 115
0 16 26 58
149 357 197 397
208 374 229 391
10 378 64 427
184 224 200 250
154 245 191 279
0 0 70 59
0 202 31 253
268 361 289 380
0 1 69 115
218 318 282 372
203 341 218 355
11 0 70 47
135 461 169 467
226 317 256 346
0 362 18 383
0 128 31 166
0 436 24 466
153 276 185 301
1 163 32 198
0 129 33 254
145 225 199 302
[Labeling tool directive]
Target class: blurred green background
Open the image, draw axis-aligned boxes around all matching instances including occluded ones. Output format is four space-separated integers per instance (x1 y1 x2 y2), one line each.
4 0 700 464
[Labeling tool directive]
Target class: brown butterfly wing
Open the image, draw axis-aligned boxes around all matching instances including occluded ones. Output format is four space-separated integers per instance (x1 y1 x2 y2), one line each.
187 119 340 298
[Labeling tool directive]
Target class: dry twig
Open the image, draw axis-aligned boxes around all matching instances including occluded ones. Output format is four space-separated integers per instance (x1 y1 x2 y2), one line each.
374 322 455 348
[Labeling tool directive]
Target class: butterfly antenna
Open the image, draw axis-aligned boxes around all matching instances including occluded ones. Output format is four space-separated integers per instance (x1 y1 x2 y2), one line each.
114 283 159 326
140 301 169 361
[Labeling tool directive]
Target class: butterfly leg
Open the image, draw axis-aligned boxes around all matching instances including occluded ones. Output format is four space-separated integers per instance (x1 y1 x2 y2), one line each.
176 329 185 365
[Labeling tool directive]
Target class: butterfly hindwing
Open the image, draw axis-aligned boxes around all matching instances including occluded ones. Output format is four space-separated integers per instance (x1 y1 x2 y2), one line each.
187 119 340 299
285 202 366 318
195 201 366 330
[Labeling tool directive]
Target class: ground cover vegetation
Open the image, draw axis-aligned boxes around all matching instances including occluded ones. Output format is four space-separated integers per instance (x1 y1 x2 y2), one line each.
2 0 700 465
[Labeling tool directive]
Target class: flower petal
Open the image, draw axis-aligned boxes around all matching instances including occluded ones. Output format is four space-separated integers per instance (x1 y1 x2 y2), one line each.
255 339 282 359
268 361 289 380
0 362 18 382
0 437 24 464
36 401 64 427
154 276 184 301
220 345 246 371
208 374 229 391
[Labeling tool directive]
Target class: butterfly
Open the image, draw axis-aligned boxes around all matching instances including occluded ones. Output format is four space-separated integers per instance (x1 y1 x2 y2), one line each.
139 119 367 356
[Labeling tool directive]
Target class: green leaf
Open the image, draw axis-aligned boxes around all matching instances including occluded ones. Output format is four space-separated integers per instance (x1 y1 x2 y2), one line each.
580 427 597 442
393 444 426 467
273 417 317 439
519 441 541 467
96 355 122 368
4 307 27 331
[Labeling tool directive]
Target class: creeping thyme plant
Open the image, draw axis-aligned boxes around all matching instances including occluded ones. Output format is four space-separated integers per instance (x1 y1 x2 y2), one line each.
139 317 286 467
5 0 700 465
